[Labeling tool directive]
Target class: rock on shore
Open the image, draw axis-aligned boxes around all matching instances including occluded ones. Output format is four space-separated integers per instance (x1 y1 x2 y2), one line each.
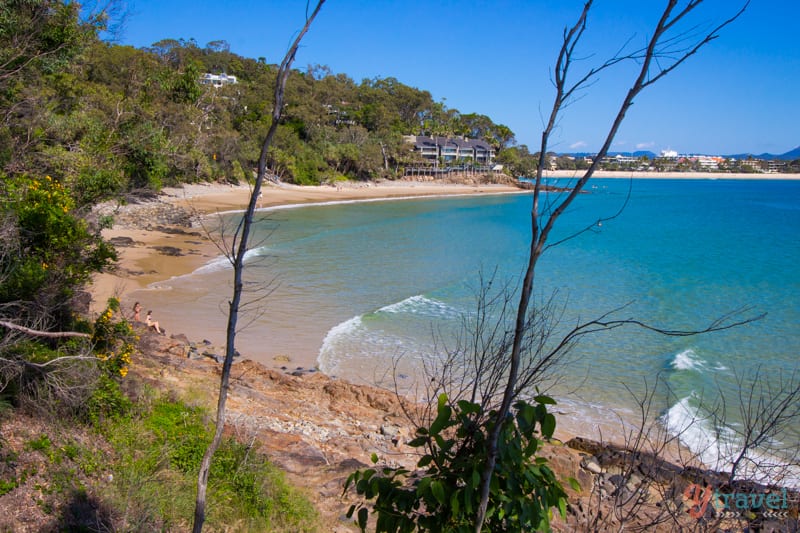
131 326 800 531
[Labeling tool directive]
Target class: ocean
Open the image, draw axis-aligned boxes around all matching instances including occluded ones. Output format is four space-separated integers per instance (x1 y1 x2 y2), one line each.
137 178 800 482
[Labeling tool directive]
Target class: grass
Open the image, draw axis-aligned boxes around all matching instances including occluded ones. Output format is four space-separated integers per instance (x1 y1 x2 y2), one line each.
0 389 321 531
101 393 321 531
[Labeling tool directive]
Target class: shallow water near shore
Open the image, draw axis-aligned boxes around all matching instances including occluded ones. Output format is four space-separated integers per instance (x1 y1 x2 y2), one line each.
136 178 800 480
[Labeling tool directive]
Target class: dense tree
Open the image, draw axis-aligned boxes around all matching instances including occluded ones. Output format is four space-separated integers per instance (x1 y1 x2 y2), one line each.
2 2 517 189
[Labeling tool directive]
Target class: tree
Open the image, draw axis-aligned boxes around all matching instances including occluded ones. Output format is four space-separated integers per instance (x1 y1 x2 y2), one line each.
344 2 753 532
0 0 99 89
473 2 750 530
191 3 326 531
0 174 116 327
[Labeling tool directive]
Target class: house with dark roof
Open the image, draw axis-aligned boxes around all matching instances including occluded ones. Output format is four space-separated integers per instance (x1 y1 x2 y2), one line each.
405 136 495 164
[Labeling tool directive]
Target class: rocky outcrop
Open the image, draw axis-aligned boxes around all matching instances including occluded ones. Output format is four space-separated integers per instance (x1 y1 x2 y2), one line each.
129 326 800 531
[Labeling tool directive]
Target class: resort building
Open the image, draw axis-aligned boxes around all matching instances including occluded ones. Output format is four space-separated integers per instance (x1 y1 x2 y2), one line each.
404 135 495 165
199 73 238 88
600 154 639 166
740 159 765 172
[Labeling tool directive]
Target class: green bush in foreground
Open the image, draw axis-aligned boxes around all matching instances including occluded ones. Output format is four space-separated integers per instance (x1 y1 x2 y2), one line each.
345 394 573 532
103 396 319 531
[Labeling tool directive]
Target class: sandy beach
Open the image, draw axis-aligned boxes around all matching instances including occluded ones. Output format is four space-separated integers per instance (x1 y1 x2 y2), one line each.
89 179 523 318
89 172 800 368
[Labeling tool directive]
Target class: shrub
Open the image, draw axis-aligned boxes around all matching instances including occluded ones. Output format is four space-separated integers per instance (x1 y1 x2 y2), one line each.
0 174 116 326
345 394 572 532
91 298 137 379
85 373 131 426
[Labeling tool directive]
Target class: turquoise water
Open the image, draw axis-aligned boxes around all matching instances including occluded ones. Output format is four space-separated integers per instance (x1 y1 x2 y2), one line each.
142 179 800 479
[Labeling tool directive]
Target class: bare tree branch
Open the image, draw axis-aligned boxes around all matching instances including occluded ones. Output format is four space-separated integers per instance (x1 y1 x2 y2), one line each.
0 320 91 339
473 2 749 530
191 3 326 531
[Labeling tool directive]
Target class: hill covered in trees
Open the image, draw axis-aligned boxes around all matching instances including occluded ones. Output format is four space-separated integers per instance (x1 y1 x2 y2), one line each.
2 3 516 199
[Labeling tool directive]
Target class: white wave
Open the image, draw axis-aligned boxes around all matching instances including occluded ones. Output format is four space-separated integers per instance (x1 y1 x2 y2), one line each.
376 295 459 319
189 247 268 276
661 395 800 488
670 348 705 371
317 315 364 373
192 255 233 275
661 395 725 468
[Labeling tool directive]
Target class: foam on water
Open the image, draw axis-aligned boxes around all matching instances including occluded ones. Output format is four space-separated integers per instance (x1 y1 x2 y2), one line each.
317 315 364 374
661 395 725 468
376 295 459 318
670 348 705 371
188 247 271 276
661 395 800 488
317 295 463 383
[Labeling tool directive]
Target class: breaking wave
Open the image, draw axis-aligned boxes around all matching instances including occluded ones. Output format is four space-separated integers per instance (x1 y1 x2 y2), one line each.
317 295 459 380
661 395 800 488
376 294 460 318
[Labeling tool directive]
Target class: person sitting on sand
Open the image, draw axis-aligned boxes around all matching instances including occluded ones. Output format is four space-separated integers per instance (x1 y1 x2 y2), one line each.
133 302 142 322
145 310 165 335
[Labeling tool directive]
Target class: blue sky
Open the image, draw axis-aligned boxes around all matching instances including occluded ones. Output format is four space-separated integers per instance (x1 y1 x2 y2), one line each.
115 1 798 156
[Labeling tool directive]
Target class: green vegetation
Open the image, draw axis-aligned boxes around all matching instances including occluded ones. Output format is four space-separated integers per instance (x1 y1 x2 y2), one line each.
0 288 319 529
345 394 571 532
0 174 116 327
1 3 515 191
0 389 319 531
99 393 319 531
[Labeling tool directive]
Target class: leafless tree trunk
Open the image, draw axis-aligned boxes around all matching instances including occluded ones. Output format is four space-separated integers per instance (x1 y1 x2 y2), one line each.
191 3 326 532
0 320 90 339
473 1 749 530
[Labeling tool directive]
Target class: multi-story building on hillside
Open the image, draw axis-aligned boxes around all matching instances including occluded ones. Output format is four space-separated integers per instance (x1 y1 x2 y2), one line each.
404 135 495 165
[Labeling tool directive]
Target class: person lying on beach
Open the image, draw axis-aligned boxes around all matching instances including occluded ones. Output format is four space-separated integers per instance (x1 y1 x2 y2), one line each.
145 310 165 335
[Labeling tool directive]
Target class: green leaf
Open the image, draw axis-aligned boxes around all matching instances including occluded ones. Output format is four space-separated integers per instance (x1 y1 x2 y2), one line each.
437 392 449 409
429 404 452 435
542 413 556 438
430 480 446 505
371 452 379 464
450 492 460 515
457 399 481 414
568 476 582 492
407 436 429 448
357 507 369 530
534 394 557 405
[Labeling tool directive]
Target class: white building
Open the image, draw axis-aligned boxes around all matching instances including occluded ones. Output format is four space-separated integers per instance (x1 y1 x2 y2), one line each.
199 73 238 88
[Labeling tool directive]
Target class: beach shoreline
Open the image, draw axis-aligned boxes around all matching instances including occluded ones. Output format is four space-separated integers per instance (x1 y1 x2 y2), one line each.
86 174 800 464
89 172 800 363
88 179 523 322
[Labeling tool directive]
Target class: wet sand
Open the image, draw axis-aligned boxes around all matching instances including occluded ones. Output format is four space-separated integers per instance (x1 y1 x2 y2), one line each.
89 173 800 360
89 180 524 319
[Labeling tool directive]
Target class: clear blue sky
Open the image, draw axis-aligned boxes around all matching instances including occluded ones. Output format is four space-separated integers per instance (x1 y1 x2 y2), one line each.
115 1 798 156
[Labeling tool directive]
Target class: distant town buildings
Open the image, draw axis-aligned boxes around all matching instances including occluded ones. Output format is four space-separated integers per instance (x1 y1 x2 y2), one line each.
558 149 790 174
199 73 238 87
